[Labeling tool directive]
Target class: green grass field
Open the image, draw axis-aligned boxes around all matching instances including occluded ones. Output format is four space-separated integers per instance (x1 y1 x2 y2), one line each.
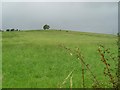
2 30 118 88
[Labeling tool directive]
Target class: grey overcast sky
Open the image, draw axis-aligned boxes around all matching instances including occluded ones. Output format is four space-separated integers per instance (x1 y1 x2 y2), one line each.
1 0 119 2
0 2 1 29
2 2 118 34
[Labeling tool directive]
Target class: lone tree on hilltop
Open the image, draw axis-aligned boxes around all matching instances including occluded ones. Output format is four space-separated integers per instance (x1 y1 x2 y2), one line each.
43 24 50 30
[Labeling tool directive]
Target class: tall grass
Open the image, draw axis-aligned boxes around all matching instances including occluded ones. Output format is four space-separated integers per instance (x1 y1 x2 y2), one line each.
59 44 118 88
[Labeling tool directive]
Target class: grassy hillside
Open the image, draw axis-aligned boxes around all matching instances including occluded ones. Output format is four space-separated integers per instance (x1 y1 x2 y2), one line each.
2 30 118 88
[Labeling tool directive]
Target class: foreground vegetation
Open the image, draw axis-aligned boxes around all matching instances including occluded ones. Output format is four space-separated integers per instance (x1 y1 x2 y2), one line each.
2 30 118 88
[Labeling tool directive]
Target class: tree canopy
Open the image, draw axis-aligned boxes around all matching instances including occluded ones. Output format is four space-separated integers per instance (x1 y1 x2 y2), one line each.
43 24 50 30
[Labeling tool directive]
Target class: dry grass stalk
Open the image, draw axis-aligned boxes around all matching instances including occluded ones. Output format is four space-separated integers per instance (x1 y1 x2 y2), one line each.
59 44 118 88
60 69 74 88
75 48 100 87
59 44 100 87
